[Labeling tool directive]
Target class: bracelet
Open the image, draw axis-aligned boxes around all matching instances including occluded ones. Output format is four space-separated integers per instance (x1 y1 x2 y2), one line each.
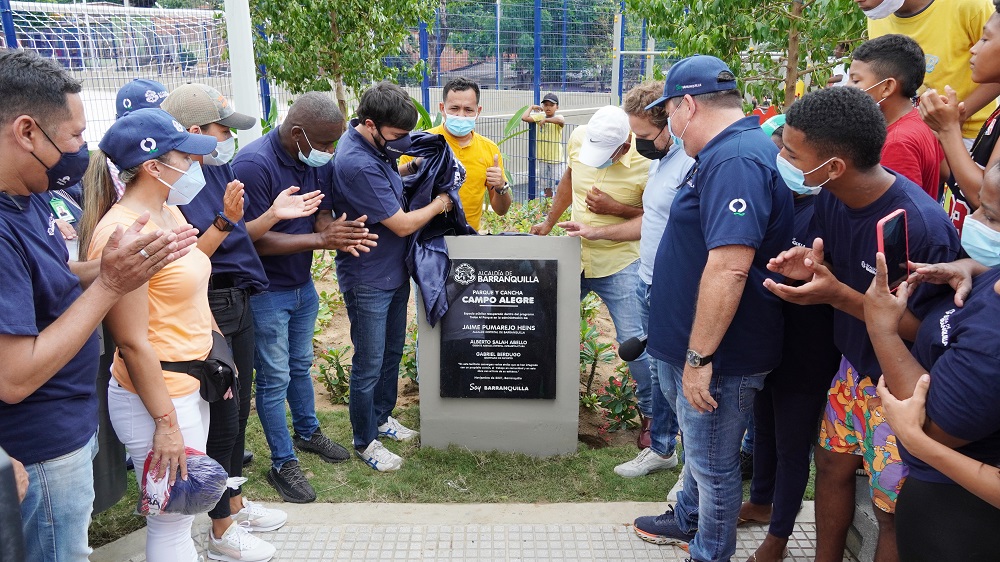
409 160 419 174
438 197 448 214
155 428 180 436
153 407 175 425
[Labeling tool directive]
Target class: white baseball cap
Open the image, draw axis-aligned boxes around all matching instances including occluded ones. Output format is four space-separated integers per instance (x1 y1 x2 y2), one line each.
578 106 631 168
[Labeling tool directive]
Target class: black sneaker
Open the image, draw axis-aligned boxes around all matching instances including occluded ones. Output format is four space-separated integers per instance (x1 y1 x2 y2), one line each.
266 460 316 503
293 428 350 463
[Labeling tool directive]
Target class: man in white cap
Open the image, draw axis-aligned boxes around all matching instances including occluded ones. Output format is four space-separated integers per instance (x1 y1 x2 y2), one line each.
531 106 652 413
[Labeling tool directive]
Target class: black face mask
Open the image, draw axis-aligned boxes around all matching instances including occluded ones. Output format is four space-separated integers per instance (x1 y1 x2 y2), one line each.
375 125 413 160
635 137 668 161
31 124 90 191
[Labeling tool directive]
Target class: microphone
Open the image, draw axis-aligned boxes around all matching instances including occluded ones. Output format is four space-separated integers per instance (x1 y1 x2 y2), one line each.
619 335 648 362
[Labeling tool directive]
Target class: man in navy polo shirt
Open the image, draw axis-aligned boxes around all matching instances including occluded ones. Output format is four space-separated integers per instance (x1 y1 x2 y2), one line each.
632 55 794 562
765 87 959 562
0 49 196 561
233 92 377 503
331 81 453 472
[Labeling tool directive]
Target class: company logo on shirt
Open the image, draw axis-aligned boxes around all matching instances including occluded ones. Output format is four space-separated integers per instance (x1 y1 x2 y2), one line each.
728 198 747 216
939 308 956 346
47 214 56 236
861 260 877 275
925 55 939 74
140 138 158 153
454 263 476 285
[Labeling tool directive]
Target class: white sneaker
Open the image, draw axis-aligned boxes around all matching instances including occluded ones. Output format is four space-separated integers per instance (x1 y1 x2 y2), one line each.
207 523 276 562
377 416 418 441
356 440 404 471
667 474 685 503
614 448 678 478
231 498 288 532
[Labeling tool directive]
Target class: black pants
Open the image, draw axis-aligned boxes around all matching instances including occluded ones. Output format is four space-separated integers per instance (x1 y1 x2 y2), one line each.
896 477 1000 562
749 302 840 538
205 287 255 520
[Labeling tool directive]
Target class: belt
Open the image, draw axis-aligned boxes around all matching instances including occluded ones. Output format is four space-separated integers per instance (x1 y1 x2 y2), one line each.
208 273 239 290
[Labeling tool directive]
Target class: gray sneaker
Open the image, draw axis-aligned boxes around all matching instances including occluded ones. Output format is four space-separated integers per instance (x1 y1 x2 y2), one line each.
614 448 678 478
293 429 350 463
266 460 315 504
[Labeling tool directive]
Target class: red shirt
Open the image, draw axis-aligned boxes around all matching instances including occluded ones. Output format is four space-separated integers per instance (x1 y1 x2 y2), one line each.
881 109 944 201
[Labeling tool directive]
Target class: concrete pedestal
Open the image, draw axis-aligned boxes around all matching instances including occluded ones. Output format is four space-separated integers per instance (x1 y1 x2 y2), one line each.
417 235 581 457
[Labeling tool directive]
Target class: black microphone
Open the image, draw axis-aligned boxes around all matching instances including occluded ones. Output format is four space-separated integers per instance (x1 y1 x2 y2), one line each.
619 335 647 362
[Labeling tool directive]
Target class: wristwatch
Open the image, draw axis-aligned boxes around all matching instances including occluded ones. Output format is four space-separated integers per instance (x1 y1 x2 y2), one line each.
494 183 510 196
685 348 714 368
213 212 235 232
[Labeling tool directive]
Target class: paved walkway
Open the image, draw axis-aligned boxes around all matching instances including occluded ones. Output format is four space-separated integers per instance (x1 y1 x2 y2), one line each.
93 501 854 561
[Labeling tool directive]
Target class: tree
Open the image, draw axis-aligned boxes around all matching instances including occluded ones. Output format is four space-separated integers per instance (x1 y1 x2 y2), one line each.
252 0 436 116
627 0 867 109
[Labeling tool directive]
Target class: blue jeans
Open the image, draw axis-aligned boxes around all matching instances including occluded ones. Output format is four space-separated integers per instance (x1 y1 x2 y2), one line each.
251 283 321 470
639 280 679 457
656 358 766 562
580 260 654 415
20 431 98 562
344 283 409 449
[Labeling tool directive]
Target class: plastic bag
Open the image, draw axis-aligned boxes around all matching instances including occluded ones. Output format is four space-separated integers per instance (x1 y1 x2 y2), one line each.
138 447 228 516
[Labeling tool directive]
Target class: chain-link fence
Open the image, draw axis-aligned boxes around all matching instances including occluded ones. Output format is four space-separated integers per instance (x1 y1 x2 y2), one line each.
1 1 230 148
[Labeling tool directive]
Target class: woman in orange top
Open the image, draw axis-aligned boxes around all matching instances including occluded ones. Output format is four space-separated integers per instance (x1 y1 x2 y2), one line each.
80 108 221 562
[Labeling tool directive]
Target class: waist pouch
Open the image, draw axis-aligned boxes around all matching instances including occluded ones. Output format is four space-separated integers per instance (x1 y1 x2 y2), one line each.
160 331 235 403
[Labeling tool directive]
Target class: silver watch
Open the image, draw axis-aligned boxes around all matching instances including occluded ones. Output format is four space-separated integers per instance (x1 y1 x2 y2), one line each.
494 183 510 196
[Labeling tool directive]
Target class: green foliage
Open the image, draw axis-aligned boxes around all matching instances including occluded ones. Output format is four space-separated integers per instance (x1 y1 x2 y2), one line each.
400 320 419 383
311 250 337 282
579 392 600 412
412 97 444 131
629 0 866 107
580 318 615 396
252 0 436 97
598 364 639 431
580 292 602 325
479 198 569 235
316 345 352 404
261 98 279 135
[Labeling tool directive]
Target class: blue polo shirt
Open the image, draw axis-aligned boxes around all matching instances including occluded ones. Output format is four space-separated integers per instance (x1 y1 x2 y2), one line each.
178 163 268 293
330 120 408 293
906 267 1000 484
232 129 334 291
811 171 960 380
0 192 99 465
648 117 794 376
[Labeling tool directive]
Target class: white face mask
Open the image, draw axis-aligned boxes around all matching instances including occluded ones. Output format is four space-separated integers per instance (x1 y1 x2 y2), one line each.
203 136 235 166
862 0 904 19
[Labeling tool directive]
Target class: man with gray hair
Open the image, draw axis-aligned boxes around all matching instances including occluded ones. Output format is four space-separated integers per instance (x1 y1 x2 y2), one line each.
233 92 377 503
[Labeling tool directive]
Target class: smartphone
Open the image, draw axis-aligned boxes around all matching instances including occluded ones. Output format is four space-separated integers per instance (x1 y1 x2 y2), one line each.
876 209 909 291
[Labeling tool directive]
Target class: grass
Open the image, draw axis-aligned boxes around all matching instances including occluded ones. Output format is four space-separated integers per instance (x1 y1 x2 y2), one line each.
89 405 679 548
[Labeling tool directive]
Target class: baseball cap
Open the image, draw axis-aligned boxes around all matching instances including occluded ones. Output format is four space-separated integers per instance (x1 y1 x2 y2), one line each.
646 55 738 110
542 92 559 105
160 83 256 130
99 108 218 171
577 106 631 168
115 78 169 119
761 114 786 137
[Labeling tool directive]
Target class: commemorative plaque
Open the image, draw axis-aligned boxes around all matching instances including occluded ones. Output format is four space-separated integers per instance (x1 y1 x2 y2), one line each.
440 258 558 399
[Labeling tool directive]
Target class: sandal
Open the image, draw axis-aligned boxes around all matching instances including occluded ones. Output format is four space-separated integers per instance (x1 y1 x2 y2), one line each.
748 548 790 562
737 515 771 526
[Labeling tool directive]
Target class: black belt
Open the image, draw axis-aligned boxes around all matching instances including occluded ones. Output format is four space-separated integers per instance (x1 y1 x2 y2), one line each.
208 273 239 290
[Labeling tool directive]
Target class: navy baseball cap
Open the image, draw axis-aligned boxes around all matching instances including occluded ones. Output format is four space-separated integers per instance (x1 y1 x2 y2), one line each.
99 108 217 170
542 92 559 105
646 55 738 109
115 79 169 119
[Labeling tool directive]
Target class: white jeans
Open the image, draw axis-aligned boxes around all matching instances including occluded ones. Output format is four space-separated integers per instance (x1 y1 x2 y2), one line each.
108 383 209 562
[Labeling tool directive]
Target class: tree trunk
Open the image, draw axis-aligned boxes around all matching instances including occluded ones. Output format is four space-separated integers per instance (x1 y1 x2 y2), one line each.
329 10 349 119
429 0 449 86
783 0 804 111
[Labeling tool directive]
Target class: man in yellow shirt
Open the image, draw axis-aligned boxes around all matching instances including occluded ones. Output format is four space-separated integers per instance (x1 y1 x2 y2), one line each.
422 77 511 231
521 92 566 197
530 106 652 419
862 0 1000 145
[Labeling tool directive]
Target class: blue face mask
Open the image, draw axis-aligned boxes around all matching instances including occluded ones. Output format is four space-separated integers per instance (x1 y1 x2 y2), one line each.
776 154 833 196
667 100 690 151
444 114 476 137
296 128 334 167
595 158 614 170
961 215 1000 267
204 136 236 166
158 160 207 205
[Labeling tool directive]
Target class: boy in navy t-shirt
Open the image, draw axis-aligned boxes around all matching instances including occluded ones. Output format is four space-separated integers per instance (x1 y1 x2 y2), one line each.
765 86 959 562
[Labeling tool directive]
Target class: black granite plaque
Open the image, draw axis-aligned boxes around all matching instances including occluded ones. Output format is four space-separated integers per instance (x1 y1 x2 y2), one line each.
440 258 558 399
